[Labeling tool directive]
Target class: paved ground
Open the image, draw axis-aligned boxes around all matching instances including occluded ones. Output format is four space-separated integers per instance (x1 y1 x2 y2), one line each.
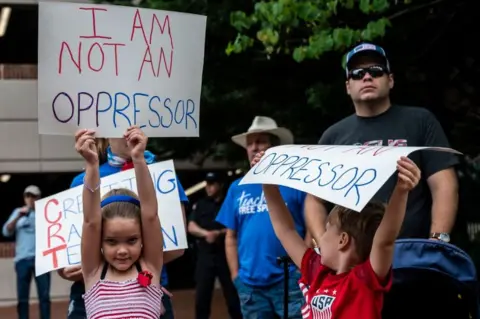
0 289 228 319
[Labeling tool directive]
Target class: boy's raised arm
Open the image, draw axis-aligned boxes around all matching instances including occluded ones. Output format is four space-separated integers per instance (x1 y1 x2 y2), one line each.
370 157 421 279
263 185 308 269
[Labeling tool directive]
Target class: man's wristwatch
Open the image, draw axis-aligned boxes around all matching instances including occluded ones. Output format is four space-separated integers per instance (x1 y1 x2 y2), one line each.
430 232 450 243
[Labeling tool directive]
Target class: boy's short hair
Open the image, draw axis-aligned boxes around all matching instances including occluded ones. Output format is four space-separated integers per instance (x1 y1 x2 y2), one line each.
327 202 385 262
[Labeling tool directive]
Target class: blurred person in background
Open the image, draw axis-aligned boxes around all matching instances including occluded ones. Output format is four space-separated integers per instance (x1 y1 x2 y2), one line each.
57 137 188 319
188 172 242 319
3 185 51 319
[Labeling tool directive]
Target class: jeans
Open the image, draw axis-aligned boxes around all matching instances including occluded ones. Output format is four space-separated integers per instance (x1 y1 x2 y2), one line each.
233 271 304 319
15 257 51 319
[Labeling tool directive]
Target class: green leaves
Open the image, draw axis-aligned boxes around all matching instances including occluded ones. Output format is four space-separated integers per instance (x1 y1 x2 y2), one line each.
227 0 402 63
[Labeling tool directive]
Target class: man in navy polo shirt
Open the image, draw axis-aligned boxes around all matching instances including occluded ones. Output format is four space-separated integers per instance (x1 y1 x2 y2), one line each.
216 116 308 318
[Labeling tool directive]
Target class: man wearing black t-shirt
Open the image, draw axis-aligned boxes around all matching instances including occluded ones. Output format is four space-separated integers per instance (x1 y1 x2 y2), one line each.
305 43 459 243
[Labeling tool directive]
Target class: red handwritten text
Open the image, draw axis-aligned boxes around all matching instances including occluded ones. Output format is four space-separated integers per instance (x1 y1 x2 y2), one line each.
130 9 174 81
42 199 67 269
58 7 126 76
341 146 394 156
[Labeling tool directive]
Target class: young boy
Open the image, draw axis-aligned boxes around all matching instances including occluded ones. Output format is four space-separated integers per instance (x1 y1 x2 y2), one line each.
251 152 421 319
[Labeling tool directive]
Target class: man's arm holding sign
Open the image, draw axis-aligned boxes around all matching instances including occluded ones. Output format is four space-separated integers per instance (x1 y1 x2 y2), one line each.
370 157 421 279
75 129 103 280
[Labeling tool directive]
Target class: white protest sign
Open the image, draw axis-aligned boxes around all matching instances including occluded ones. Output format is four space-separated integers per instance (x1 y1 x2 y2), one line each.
34 160 187 276
38 2 206 137
240 145 461 212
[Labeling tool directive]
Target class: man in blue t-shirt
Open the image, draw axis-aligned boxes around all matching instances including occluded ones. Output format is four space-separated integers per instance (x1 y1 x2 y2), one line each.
216 116 308 318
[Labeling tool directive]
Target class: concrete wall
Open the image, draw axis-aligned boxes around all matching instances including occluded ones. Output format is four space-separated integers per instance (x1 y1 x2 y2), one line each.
0 80 84 173
0 258 71 307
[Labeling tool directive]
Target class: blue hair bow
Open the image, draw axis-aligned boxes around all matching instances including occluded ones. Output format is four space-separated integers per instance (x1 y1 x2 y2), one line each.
100 195 140 208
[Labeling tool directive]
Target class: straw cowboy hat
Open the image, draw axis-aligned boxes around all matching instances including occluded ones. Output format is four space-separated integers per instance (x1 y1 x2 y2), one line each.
231 116 294 149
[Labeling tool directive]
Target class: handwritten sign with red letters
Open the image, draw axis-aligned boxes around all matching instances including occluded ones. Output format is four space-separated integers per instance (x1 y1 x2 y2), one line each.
38 2 206 137
34 160 187 276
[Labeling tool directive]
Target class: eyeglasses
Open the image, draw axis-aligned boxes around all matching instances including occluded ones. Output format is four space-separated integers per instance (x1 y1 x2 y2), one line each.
348 65 388 80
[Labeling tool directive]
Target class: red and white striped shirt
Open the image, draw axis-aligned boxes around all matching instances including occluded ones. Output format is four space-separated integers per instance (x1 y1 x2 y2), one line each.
84 278 163 319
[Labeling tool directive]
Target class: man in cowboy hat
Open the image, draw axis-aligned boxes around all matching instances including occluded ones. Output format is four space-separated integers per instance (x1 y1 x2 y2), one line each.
216 116 308 318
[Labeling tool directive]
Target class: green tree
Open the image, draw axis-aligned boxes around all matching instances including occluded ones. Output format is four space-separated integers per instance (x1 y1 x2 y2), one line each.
96 0 480 165
225 0 452 64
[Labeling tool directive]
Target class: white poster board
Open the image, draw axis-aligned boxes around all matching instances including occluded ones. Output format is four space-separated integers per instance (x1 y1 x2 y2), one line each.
38 2 206 137
35 160 187 276
240 145 460 212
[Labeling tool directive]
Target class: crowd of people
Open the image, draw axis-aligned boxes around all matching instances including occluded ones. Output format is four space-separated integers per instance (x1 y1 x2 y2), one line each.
3 42 461 319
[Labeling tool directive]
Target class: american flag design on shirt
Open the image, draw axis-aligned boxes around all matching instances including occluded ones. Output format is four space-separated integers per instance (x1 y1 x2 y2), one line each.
84 278 163 319
299 282 336 319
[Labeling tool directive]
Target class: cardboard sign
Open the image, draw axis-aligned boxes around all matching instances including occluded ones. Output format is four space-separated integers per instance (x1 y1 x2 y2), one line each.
240 145 460 212
38 2 206 137
35 160 186 276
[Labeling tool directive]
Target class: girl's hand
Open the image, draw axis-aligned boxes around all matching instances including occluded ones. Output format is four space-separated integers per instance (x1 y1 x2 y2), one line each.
125 126 147 161
75 129 98 165
396 156 421 191
251 151 265 167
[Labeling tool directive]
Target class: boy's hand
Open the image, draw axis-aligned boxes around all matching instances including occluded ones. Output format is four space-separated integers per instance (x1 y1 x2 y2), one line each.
396 156 421 191
125 126 147 161
251 151 265 167
75 129 98 165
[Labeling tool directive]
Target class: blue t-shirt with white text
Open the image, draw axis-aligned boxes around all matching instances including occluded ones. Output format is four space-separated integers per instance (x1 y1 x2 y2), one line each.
215 178 306 287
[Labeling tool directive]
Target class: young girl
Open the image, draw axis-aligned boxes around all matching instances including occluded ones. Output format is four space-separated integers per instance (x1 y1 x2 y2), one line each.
251 151 421 319
61 133 187 319
75 126 164 319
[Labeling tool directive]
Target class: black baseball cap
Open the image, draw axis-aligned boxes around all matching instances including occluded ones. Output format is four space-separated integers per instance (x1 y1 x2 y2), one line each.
345 42 390 76
205 172 221 183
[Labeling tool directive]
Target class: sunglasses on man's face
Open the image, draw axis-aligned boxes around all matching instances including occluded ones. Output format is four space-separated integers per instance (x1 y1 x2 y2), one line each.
348 65 388 80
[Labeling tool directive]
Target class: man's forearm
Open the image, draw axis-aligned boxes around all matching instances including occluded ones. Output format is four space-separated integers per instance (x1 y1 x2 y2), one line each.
6 215 21 234
429 169 459 234
225 234 239 278
187 221 208 238
430 189 458 234
164 249 185 264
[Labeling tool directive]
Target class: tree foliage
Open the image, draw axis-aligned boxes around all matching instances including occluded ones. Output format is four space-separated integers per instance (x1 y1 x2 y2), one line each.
226 0 399 63
95 0 480 166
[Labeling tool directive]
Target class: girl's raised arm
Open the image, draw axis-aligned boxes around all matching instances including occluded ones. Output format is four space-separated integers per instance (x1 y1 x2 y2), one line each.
75 129 103 282
126 127 163 275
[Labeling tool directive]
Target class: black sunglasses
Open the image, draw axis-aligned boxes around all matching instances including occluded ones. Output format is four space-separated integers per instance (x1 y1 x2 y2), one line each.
348 65 388 80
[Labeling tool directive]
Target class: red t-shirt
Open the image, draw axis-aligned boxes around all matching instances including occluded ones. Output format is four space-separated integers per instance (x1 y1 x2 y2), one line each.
298 248 392 319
